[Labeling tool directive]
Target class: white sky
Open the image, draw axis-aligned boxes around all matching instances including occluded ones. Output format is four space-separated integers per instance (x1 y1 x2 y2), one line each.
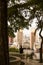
23 28 31 37
23 17 43 37
31 17 38 29
23 17 37 36
15 0 27 4
21 9 31 19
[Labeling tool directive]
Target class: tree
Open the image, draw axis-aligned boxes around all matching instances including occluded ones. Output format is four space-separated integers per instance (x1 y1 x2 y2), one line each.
0 0 9 65
7 0 43 62
7 0 32 36
7 0 43 31
34 11 43 62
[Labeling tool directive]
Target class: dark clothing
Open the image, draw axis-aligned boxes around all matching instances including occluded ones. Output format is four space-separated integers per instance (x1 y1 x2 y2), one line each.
19 46 23 53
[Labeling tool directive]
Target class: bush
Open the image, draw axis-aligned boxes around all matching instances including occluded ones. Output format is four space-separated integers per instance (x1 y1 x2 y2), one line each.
9 48 19 52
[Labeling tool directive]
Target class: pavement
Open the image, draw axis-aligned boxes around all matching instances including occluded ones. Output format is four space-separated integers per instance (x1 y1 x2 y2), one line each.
9 52 43 65
21 58 43 65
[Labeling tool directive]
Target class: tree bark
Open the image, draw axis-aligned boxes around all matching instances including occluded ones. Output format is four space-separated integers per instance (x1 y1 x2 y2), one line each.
40 41 42 63
0 0 9 65
39 28 43 63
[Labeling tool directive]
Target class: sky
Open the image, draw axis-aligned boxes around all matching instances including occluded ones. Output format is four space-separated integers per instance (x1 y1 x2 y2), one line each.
23 28 31 37
23 17 43 37
23 17 38 36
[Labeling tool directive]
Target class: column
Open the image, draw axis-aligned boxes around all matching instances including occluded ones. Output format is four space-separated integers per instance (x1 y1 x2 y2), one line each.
17 29 23 46
30 31 36 49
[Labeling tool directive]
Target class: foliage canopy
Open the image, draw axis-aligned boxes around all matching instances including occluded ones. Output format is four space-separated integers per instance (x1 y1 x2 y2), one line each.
7 0 43 37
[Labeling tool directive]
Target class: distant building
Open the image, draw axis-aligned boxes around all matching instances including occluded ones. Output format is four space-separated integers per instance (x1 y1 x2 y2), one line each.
17 29 23 46
30 30 36 49
8 36 14 45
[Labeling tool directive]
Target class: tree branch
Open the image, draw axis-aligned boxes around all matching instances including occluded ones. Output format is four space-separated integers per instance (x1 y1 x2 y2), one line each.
8 0 42 19
39 28 43 38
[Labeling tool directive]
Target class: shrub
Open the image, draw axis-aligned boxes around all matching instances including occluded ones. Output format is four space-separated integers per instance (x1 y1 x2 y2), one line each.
9 48 19 52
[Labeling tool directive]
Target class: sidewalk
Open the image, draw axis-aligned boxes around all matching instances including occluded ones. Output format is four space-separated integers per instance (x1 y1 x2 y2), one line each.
21 58 43 65
9 52 43 65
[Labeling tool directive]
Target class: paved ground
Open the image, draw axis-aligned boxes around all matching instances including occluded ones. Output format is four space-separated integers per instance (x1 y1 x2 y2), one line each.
9 52 43 65
21 58 43 65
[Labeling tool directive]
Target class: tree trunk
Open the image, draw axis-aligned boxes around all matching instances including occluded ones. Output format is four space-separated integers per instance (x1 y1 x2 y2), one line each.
40 41 42 63
39 28 43 63
0 0 9 65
